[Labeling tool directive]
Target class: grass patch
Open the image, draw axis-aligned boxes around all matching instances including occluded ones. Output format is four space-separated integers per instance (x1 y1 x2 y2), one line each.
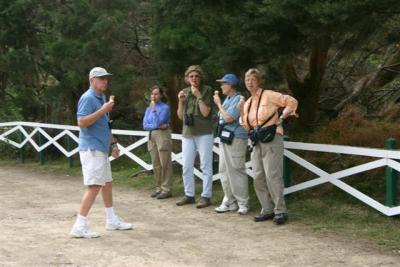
288 188 400 250
1 156 400 252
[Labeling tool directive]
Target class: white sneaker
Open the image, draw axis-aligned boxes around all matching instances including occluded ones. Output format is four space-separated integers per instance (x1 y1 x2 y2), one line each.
215 202 238 213
106 216 133 230
70 224 100 238
238 205 249 215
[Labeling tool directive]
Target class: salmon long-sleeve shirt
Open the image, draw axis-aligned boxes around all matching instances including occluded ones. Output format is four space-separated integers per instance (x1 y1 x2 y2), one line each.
241 88 298 135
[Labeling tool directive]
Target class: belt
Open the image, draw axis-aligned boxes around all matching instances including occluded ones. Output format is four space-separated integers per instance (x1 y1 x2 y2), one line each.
149 128 170 139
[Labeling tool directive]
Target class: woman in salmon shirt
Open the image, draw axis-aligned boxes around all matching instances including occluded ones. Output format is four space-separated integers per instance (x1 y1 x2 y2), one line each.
237 68 298 225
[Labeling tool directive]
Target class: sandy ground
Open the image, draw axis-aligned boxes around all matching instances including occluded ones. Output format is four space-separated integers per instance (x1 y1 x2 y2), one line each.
0 166 399 267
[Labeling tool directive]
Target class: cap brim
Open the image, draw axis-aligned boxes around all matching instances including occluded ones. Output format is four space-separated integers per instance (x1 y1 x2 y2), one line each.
216 79 226 83
92 73 112 78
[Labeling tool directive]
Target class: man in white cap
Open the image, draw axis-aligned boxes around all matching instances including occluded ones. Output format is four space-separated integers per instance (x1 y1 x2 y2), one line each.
70 67 133 238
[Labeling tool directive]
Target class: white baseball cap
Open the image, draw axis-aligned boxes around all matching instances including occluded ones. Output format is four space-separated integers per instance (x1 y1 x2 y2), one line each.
89 67 112 79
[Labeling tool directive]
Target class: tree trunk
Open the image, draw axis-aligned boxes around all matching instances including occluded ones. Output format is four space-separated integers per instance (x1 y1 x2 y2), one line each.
286 36 331 129
165 76 183 134
333 46 400 113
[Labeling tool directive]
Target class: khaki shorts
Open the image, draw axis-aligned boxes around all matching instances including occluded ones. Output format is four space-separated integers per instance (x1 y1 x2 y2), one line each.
79 150 112 186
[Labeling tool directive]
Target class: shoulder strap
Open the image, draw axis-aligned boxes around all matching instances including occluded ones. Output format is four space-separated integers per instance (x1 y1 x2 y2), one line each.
184 90 191 113
246 90 276 129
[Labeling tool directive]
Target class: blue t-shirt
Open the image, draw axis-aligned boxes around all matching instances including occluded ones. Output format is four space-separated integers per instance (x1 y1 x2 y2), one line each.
143 101 171 131
218 93 248 139
77 88 111 153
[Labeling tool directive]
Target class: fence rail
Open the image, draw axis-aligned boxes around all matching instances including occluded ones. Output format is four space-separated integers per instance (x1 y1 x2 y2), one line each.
0 121 399 216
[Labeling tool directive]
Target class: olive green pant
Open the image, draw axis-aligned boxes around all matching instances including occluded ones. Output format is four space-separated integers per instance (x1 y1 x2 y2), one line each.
251 134 287 215
148 129 173 193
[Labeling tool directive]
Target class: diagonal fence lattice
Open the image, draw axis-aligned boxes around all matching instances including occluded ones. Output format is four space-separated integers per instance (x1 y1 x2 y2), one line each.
0 121 399 216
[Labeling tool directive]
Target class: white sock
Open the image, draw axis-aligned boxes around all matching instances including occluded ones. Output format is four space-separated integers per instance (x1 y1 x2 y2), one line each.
76 214 87 227
105 207 117 221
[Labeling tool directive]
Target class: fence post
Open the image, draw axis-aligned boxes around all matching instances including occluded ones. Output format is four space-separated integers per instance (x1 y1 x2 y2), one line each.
38 132 45 165
66 135 73 168
19 131 25 163
283 135 291 187
385 138 397 207
146 151 152 164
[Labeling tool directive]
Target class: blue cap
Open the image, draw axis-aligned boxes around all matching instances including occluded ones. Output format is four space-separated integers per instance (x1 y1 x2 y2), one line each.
216 73 239 86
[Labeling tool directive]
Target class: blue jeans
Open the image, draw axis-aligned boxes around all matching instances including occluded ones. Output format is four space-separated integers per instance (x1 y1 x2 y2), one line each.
181 134 214 198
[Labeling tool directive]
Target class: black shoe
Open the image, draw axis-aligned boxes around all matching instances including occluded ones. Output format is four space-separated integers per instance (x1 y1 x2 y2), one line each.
151 191 161 198
254 213 274 222
273 213 288 225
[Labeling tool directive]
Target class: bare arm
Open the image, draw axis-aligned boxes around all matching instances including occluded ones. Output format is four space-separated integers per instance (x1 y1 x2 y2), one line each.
192 87 211 117
237 96 250 130
177 90 185 120
197 99 211 117
110 135 120 158
77 101 114 128
214 94 234 123
236 95 245 117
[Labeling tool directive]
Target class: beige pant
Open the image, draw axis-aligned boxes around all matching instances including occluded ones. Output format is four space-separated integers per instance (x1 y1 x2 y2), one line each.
251 134 286 215
219 138 249 207
148 129 173 193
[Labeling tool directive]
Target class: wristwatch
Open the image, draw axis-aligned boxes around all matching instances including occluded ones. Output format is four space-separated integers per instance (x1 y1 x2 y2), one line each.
111 142 118 149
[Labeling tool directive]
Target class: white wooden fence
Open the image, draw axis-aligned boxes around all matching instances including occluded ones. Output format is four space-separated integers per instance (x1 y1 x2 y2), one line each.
0 121 399 216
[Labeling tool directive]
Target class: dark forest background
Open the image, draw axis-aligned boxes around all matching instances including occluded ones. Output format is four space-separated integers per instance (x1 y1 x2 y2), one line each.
2 0 400 146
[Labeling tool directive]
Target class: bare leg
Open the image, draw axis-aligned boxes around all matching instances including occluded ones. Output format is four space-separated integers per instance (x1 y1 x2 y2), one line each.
101 182 133 230
79 185 102 216
101 182 113 208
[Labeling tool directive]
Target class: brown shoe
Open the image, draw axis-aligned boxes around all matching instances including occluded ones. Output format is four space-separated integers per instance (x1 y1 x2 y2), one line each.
176 196 195 206
196 197 211 209
157 192 172 199
151 191 161 198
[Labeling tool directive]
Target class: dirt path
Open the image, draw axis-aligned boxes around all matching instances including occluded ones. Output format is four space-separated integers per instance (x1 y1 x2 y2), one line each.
0 166 398 267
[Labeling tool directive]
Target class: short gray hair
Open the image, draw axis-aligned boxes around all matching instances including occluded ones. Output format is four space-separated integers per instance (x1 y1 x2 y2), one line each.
184 65 203 85
245 68 261 83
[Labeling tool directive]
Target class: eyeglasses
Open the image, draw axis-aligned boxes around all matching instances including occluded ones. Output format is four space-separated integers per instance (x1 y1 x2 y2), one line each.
189 74 200 78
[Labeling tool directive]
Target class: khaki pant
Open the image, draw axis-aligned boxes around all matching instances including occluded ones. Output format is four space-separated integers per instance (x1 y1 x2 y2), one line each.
219 138 249 207
251 134 286 214
148 129 173 193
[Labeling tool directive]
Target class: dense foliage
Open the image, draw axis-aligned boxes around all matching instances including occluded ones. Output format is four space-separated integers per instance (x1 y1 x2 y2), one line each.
151 0 400 128
1 0 400 134
0 0 151 128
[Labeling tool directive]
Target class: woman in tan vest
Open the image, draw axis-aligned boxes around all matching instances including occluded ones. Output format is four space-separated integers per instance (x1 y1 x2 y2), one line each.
238 68 298 225
176 65 214 208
